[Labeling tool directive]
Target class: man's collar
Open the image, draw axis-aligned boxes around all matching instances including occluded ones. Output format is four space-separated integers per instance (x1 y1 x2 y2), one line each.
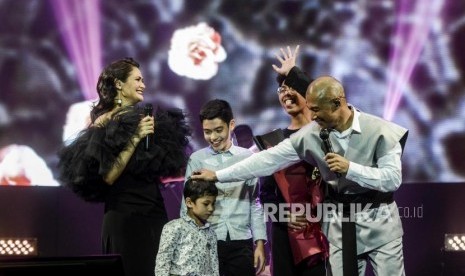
333 105 361 138
350 106 361 134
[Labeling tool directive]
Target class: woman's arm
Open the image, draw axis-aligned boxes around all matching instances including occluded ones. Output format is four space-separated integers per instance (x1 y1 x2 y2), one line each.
102 114 154 185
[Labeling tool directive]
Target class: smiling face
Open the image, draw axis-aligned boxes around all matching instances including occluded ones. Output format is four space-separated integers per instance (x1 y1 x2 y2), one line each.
306 76 346 130
306 95 337 129
119 67 145 106
202 118 234 152
277 83 308 116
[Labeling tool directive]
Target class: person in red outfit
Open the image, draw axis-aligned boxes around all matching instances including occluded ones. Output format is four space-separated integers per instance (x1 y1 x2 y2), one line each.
258 45 330 276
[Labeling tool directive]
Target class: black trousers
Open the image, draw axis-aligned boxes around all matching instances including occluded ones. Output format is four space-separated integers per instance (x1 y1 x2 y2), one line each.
217 235 255 276
102 210 167 276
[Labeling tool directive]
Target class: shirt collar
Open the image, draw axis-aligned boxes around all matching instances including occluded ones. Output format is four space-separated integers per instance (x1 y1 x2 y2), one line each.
332 105 361 138
182 213 211 229
207 143 241 155
350 105 361 133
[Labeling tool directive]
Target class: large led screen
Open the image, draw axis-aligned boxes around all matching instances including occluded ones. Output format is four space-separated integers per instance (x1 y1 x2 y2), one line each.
0 0 464 185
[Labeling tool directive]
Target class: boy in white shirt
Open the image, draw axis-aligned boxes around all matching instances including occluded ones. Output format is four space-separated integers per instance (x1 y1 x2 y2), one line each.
155 179 219 276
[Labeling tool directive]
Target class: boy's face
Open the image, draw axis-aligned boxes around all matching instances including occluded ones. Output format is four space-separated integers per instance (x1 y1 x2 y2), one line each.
278 83 307 116
202 118 235 152
186 195 216 225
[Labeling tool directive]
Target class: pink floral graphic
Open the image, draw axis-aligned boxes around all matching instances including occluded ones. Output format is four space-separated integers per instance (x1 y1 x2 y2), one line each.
0 144 59 186
168 22 227 80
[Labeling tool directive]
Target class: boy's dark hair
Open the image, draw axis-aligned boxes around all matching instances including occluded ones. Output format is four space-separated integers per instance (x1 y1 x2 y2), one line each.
275 67 313 97
199 99 233 124
276 73 286 87
184 178 218 202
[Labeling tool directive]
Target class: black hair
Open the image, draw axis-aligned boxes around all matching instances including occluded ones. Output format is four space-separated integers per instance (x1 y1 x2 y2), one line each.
276 66 313 97
90 57 140 122
184 178 218 202
276 73 286 86
199 99 233 124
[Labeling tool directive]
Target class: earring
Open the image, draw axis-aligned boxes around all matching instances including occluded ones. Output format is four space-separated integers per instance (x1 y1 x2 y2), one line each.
116 98 122 107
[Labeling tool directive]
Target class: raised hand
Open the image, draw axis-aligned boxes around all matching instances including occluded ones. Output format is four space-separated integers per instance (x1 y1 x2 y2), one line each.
271 45 300 76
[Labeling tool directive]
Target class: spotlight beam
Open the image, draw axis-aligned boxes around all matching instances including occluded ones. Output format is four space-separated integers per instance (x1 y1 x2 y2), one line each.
50 0 102 100
384 0 443 121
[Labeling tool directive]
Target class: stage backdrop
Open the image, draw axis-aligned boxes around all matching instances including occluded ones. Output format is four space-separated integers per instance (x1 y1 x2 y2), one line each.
0 0 465 185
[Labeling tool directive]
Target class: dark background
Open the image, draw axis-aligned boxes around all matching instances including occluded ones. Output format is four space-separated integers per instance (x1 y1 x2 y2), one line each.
0 0 464 184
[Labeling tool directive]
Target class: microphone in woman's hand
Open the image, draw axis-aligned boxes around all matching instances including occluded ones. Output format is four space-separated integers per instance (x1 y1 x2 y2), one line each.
144 103 153 151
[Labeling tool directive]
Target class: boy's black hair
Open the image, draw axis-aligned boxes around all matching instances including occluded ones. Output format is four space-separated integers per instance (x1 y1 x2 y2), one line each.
276 67 313 97
276 73 286 87
199 99 233 124
184 178 218 202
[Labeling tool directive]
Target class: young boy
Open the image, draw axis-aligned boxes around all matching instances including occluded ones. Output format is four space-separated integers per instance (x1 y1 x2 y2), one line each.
155 178 219 276
181 99 267 275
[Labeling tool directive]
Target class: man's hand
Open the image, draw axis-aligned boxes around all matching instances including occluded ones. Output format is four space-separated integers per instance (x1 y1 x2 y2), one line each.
253 240 266 275
190 169 218 181
324 152 349 175
271 45 300 76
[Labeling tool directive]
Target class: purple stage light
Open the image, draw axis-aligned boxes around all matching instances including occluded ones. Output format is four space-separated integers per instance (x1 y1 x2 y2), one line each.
50 0 102 100
384 0 443 121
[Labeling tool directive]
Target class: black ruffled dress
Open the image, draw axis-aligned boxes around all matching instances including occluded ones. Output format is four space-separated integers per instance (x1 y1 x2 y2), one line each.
57 106 190 276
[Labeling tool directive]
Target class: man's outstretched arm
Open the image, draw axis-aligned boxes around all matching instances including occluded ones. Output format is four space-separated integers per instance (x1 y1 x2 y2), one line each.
191 139 301 182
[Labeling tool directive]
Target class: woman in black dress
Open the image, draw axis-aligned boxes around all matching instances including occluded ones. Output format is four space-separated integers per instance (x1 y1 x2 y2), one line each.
58 57 190 276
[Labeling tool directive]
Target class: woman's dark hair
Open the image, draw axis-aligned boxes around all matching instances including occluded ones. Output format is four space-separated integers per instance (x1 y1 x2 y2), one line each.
184 178 218 202
90 57 140 122
199 99 233 124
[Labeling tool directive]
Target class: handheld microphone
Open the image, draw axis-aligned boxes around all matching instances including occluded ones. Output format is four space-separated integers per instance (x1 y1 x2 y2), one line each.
319 128 342 178
144 103 153 151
